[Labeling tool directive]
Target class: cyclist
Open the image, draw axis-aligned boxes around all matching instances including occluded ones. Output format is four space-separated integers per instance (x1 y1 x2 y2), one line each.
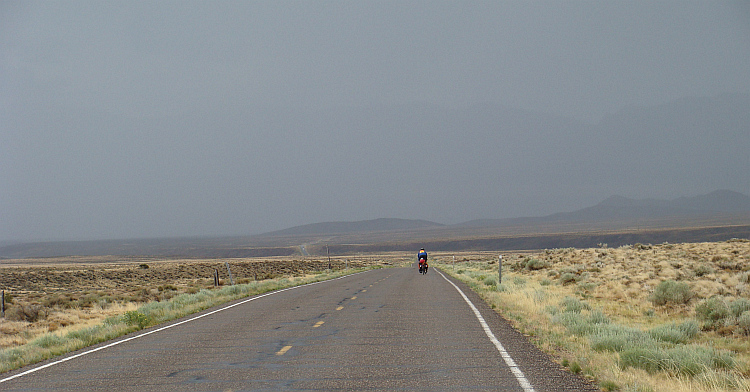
417 248 428 273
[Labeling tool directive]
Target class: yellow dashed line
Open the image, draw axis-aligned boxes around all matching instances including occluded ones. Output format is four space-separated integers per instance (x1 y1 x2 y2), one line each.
351 296 357 300
336 306 344 311
362 289 367 292
276 345 292 356
313 321 325 328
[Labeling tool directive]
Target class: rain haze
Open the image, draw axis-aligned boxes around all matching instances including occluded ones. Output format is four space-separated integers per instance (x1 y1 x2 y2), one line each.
2 1 749 242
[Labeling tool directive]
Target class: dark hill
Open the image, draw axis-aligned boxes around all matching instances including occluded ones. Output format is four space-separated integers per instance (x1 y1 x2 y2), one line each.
259 218 445 237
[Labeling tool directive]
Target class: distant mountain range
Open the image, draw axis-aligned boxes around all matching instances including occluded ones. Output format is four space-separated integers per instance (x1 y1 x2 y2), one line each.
457 189 750 229
1 190 748 259
256 189 750 236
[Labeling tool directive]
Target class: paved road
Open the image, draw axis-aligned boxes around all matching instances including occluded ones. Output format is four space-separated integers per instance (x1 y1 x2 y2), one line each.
0 268 597 391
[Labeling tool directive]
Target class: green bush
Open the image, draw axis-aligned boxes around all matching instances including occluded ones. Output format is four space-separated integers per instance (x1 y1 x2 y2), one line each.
729 297 750 317
66 325 107 346
650 280 693 306
695 297 731 329
590 325 655 352
648 320 699 344
620 345 734 376
122 311 150 330
560 296 588 313
588 309 610 325
738 311 750 334
31 334 67 349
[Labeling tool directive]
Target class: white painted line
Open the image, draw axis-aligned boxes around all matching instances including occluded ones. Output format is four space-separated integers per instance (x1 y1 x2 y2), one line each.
437 269 535 392
0 270 372 384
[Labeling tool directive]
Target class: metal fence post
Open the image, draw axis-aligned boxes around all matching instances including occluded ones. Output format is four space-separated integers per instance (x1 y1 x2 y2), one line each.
498 255 502 284
225 262 235 285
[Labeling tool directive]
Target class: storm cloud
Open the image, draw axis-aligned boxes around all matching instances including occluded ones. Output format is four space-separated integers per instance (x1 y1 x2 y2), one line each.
2 1 749 241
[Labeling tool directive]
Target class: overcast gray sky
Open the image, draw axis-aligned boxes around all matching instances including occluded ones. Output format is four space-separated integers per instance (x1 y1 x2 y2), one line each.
2 1 749 241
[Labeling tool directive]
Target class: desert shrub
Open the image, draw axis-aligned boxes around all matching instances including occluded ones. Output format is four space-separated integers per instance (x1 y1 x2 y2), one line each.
620 345 734 376
650 280 693 306
695 297 731 329
554 312 596 335
600 380 619 392
738 311 750 334
560 296 588 313
67 325 106 346
559 272 576 285
693 263 714 277
532 289 548 303
729 297 750 317
6 303 46 322
540 278 552 286
577 281 597 292
524 258 549 270
589 309 610 325
648 320 699 344
185 286 199 294
42 294 72 309
74 293 101 308
483 277 497 287
0 348 24 366
122 311 149 330
590 325 654 352
512 276 526 286
139 263 149 269
32 334 67 349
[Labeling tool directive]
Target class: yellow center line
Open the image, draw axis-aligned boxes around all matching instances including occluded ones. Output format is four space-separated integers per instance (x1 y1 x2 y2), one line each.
362 289 367 292
351 296 357 300
313 321 325 328
276 345 292 356
336 306 344 311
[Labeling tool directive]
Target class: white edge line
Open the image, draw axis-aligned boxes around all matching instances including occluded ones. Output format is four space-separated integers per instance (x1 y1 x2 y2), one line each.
437 269 535 392
0 270 371 384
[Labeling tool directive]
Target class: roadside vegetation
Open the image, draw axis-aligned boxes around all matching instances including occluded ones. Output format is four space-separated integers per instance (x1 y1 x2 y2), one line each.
435 239 750 392
0 256 389 373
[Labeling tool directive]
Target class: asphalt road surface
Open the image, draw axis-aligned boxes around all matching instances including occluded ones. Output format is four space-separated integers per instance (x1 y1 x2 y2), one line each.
0 267 598 391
